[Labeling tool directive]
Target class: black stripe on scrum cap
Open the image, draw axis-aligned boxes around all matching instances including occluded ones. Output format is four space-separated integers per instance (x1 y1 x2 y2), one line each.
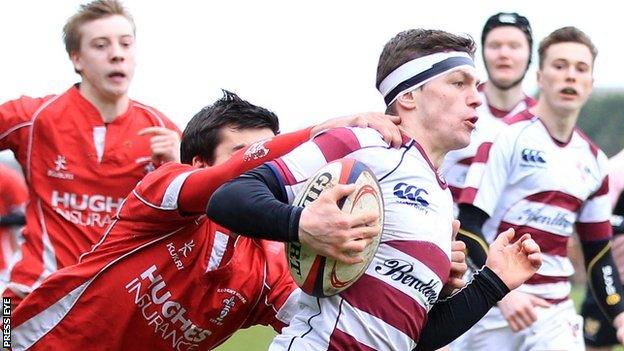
383 56 475 106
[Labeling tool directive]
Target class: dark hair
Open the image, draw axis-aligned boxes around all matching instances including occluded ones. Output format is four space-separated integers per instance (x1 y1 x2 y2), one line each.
180 90 280 165
376 29 476 113
63 0 134 56
538 26 597 68
481 12 532 65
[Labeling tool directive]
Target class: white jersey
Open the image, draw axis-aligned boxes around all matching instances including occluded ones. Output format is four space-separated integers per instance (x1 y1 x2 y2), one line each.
441 85 535 202
459 111 611 302
268 127 454 350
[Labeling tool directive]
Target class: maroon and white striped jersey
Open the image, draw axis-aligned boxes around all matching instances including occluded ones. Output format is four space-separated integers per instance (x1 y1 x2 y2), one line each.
267 127 454 350
441 85 535 202
459 111 611 303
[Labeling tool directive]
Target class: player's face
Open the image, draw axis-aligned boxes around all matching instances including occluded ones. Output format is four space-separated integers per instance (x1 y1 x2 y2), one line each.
70 15 136 101
484 26 530 89
537 42 594 115
212 127 275 166
415 68 481 151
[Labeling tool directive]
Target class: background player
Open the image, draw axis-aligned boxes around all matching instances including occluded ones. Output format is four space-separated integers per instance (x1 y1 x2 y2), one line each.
454 27 624 350
0 0 180 306
209 28 542 350
442 12 535 206
582 147 624 350
0 164 28 284
10 91 406 350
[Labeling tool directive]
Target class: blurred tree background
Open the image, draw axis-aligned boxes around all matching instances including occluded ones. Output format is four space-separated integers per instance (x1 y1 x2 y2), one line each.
577 89 624 156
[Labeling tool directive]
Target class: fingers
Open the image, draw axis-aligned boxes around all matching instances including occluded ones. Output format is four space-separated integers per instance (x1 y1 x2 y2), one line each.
445 276 465 290
521 237 540 255
529 295 552 308
450 258 467 278
451 219 460 240
451 239 466 253
491 228 515 250
505 306 536 332
324 183 356 202
138 126 175 136
350 113 402 149
387 115 401 125
345 211 379 231
527 252 543 270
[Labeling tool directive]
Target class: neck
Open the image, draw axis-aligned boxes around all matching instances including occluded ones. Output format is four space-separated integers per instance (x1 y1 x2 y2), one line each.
79 82 129 123
399 121 445 169
530 99 579 142
484 81 526 111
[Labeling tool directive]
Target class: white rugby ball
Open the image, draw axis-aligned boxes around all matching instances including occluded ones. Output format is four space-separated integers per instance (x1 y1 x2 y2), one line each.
286 158 384 297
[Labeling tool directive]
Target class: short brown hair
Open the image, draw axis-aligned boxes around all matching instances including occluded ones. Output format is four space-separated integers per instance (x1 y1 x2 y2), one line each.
63 0 135 56
537 26 597 68
376 29 476 89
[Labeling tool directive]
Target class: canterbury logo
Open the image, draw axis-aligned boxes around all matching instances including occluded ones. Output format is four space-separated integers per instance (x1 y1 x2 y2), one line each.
521 148 546 163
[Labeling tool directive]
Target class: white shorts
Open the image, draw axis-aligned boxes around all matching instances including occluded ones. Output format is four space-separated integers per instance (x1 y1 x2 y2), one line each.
449 299 584 351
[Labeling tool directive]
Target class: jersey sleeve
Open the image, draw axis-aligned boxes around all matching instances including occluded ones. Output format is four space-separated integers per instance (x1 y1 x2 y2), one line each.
0 166 28 211
177 127 313 214
0 96 48 152
458 131 514 216
120 162 200 223
125 124 314 221
246 240 300 331
269 127 387 203
577 151 613 241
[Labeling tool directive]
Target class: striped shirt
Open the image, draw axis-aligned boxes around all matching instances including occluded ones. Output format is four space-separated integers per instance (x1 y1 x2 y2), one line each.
459 111 611 303
268 127 454 350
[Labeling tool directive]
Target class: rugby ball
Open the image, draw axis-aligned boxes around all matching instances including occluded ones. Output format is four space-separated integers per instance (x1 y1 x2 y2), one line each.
286 158 384 297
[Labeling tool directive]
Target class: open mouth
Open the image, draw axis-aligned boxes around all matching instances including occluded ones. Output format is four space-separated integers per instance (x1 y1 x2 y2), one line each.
108 71 126 79
560 87 578 96
468 116 479 124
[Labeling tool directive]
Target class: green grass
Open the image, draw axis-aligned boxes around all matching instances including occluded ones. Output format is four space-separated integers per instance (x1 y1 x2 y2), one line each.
215 285 624 350
213 325 276 351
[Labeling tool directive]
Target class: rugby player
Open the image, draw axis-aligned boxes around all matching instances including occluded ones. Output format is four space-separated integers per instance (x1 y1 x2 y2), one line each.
0 0 180 307
208 28 543 350
9 90 404 350
455 26 624 350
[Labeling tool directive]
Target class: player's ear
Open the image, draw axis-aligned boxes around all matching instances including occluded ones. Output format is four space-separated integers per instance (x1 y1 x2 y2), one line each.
396 90 417 111
70 51 83 74
192 156 209 168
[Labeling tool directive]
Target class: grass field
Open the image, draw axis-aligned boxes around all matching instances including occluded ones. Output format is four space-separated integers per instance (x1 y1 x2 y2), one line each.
215 286 624 350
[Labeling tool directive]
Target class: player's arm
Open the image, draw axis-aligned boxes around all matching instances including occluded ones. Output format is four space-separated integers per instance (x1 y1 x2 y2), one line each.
178 114 401 214
578 173 624 343
415 229 542 350
177 127 313 214
414 267 508 350
208 128 386 264
0 96 46 151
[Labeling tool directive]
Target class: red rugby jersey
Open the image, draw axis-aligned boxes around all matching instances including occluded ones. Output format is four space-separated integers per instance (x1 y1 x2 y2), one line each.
0 164 28 271
0 85 180 301
11 128 313 350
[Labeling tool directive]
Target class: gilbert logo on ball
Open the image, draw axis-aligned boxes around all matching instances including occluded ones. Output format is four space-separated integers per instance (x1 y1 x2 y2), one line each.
287 158 384 297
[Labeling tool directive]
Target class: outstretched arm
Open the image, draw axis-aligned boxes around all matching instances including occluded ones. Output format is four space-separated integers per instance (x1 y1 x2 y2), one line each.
178 113 402 214
415 229 542 350
207 164 379 264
